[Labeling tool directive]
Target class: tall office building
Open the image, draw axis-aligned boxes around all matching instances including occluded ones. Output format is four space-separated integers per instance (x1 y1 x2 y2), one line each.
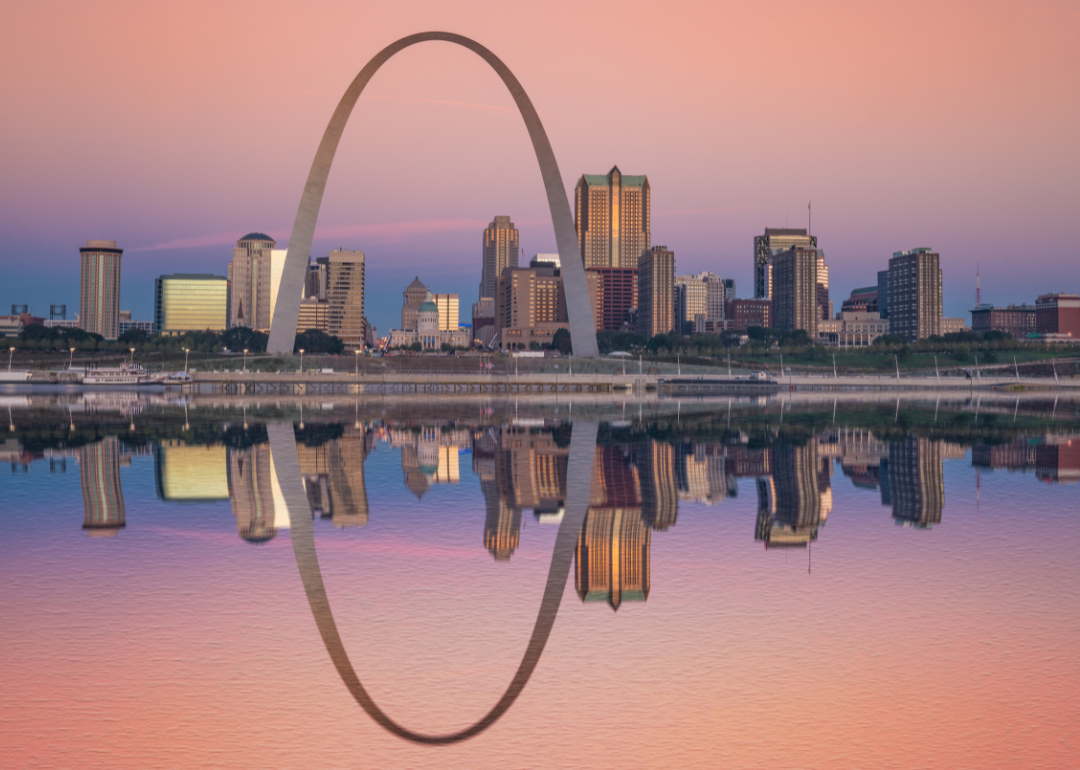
815 252 831 320
432 293 459 332
227 233 275 329
887 248 942 342
754 228 817 300
587 267 637 331
401 277 427 331
877 269 890 319
153 274 229 334
675 275 708 334
79 437 126 536
316 249 365 347
495 265 598 350
637 246 675 339
698 272 726 323
480 216 519 300
575 166 651 270
771 246 819 336
79 240 123 340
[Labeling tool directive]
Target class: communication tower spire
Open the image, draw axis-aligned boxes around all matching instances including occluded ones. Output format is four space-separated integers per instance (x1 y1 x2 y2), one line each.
976 258 981 306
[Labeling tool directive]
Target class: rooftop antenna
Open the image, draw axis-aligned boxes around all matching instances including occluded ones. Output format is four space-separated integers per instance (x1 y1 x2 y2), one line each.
808 201 811 235
976 258 981 306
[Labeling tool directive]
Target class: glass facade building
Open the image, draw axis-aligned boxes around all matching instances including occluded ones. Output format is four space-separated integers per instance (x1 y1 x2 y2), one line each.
154 274 229 334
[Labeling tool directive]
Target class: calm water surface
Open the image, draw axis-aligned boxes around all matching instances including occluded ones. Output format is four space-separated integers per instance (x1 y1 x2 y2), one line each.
2 394 1079 769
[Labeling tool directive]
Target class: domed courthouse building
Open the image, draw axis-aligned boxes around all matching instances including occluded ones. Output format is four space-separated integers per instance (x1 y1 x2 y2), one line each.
388 290 470 350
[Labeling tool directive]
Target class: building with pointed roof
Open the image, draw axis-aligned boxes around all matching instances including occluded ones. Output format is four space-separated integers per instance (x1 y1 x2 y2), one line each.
401 276 427 331
575 166 650 270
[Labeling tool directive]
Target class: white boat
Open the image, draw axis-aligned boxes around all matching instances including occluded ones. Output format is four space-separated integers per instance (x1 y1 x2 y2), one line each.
80 363 166 386
0 371 32 382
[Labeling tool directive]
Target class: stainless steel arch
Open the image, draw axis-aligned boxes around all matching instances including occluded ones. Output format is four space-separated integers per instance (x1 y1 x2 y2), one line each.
267 32 598 357
267 421 598 744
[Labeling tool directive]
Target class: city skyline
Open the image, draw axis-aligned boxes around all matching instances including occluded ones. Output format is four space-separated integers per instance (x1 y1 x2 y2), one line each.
3 3 1078 336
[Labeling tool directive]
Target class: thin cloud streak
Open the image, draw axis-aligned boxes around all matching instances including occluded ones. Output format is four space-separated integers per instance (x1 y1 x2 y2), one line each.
133 218 502 251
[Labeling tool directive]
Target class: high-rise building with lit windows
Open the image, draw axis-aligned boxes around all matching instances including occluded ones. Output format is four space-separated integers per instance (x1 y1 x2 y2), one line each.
753 228 817 300
575 166 650 270
79 240 123 340
228 233 275 329
480 216 519 300
887 248 942 342
316 249 365 347
637 246 675 338
153 274 229 334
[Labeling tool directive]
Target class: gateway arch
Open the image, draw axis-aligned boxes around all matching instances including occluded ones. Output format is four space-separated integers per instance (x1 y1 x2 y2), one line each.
267 32 598 358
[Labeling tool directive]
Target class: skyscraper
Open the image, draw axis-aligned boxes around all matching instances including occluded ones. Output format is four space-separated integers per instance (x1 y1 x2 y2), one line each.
587 267 637 331
753 228 817 300
888 248 942 342
153 274 229 334
637 246 675 339
432 293 459 331
674 275 708 334
227 233 275 329
771 246 819 336
480 216 519 300
877 269 890 319
79 240 123 340
401 277 427 331
575 166 651 270
815 252 831 320
317 249 365 347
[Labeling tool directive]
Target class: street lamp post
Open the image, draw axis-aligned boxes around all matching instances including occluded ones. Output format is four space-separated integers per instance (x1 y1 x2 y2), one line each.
7 347 13 372
299 348 305 374
354 349 361 378
183 347 190 374
69 347 75 370
243 348 248 373
129 348 136 366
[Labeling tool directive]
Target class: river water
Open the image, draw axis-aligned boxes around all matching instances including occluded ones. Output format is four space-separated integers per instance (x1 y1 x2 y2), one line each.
2 393 1078 769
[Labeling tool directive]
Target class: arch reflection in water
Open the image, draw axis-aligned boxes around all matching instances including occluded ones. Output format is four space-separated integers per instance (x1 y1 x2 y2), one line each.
268 420 600 745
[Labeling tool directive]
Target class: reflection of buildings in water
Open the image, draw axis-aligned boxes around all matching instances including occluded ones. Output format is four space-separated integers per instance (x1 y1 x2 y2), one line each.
392 426 468 499
637 441 678 531
757 443 822 547
154 442 229 501
298 427 373 529
478 424 568 561
888 436 944 528
1035 437 1080 484
823 427 889 489
575 507 651 610
676 443 735 505
724 444 771 478
818 455 833 522
576 444 650 609
227 444 278 542
79 437 126 537
973 435 1079 485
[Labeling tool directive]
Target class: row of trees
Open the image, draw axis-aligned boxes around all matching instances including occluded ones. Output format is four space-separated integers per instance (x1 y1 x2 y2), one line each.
12 324 347 356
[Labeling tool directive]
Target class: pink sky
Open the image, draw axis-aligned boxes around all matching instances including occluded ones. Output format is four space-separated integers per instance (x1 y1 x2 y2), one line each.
1 0 1078 328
